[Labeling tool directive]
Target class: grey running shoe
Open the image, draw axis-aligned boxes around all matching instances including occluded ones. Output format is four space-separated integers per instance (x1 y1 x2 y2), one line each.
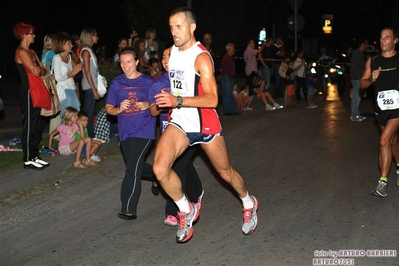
242 195 259 235
371 180 388 197
396 166 399 187
176 203 198 243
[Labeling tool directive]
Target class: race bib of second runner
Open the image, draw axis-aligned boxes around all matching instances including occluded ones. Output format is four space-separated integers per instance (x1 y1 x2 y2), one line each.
377 90 399 110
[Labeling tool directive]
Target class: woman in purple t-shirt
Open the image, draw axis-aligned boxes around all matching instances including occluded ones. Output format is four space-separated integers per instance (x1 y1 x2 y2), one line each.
105 48 156 220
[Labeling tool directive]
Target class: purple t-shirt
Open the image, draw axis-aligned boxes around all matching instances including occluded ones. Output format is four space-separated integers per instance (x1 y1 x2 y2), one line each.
57 123 79 147
106 73 156 141
148 72 170 133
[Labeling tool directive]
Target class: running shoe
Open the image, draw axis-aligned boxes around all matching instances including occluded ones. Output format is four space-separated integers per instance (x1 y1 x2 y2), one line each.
193 190 205 213
242 195 259 235
273 103 283 109
33 157 50 167
371 180 388 197
164 215 179 227
23 159 45 170
176 203 198 243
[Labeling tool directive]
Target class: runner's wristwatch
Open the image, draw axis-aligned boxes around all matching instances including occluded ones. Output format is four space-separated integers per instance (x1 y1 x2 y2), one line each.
177 96 183 109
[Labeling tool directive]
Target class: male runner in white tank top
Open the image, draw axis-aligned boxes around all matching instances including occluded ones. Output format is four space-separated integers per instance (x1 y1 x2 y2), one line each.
153 6 258 243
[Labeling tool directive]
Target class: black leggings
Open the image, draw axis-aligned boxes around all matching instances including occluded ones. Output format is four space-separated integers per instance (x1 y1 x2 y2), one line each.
120 137 154 215
20 89 46 162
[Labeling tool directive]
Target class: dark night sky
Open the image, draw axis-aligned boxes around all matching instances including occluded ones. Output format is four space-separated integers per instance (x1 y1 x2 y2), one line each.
2 0 399 70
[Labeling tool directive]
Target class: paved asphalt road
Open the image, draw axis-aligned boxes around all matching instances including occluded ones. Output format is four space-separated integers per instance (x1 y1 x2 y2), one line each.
0 83 398 266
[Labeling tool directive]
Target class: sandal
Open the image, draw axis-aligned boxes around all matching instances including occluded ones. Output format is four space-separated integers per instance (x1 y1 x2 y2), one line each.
84 159 97 166
74 161 87 169
117 212 137 220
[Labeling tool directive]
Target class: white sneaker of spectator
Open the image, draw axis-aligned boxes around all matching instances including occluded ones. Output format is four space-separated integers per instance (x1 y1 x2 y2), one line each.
90 154 101 162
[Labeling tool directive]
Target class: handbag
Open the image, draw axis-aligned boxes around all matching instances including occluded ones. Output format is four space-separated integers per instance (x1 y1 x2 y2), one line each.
81 47 108 98
97 73 108 98
18 51 51 110
41 73 61 117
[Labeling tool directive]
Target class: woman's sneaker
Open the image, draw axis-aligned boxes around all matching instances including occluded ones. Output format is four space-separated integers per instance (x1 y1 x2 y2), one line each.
33 157 50 167
24 159 44 170
164 215 178 227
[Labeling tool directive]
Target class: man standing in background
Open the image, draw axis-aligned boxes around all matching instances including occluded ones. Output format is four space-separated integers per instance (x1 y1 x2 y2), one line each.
350 37 368 122
220 43 240 115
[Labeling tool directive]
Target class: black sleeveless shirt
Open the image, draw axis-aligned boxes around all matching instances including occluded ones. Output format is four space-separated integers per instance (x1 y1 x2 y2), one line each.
370 53 399 93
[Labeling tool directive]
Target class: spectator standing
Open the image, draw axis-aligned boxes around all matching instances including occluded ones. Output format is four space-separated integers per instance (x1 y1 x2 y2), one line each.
202 33 216 57
220 43 240 115
360 27 399 197
113 37 128 63
350 37 368 122
305 60 318 108
316 46 332 95
257 37 274 92
243 39 259 95
14 22 50 170
343 46 353 98
285 61 297 108
105 48 156 220
134 39 150 73
128 29 139 47
80 28 100 138
271 37 285 99
53 34 83 117
41 34 57 73
293 50 308 103
41 33 60 139
144 28 159 60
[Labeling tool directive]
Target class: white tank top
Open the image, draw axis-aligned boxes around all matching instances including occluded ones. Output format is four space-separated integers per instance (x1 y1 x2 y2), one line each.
168 42 222 134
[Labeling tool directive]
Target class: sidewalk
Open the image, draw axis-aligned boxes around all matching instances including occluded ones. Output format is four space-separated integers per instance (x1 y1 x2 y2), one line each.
0 73 121 196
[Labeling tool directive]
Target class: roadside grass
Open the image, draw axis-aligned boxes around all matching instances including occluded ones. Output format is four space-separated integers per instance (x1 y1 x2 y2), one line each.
0 137 52 173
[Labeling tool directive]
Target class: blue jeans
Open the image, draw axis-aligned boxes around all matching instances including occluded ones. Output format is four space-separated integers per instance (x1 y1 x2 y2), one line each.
350 79 361 117
220 75 236 114
83 89 96 137
258 66 273 92
60 89 80 119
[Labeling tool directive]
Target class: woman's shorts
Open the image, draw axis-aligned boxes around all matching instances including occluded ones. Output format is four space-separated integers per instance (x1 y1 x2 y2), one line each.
58 144 76 155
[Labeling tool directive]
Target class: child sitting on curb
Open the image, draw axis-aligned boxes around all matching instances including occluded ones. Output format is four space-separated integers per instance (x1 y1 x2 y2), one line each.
233 83 252 111
252 75 283 111
75 110 103 162
48 107 97 169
